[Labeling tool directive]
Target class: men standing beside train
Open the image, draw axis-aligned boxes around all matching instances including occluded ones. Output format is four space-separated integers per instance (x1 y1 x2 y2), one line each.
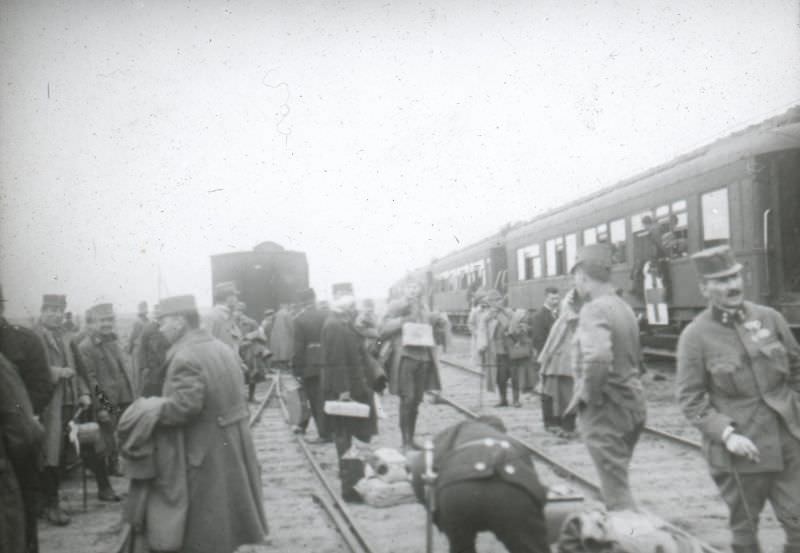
565 244 646 511
136 304 171 397
530 287 560 428
292 288 331 442
77 303 134 476
380 279 446 450
676 246 800 553
147 294 268 552
208 281 242 353
480 290 515 407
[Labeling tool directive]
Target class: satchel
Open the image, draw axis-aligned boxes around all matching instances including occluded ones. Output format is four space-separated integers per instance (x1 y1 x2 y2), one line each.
401 322 435 348
324 400 371 418
508 340 532 360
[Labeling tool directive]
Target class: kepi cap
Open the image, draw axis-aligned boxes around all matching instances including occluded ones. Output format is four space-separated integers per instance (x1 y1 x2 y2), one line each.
89 303 114 319
691 245 742 279
571 244 613 274
42 294 67 310
157 295 197 318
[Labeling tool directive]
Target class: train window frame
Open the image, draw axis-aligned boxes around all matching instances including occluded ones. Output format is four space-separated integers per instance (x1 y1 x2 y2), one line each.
583 227 597 246
631 210 653 235
565 233 577 274
610 218 627 264
517 243 542 281
701 187 731 248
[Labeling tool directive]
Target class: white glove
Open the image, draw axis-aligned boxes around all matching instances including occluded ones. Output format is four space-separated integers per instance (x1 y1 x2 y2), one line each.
58 366 75 379
725 433 760 463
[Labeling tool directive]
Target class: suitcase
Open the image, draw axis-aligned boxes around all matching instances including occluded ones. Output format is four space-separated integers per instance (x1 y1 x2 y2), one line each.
324 400 370 418
283 379 307 426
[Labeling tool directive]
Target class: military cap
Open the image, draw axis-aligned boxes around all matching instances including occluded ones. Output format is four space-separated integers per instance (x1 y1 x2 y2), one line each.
137 301 148 315
570 243 613 274
298 287 316 304
89 303 114 319
156 295 197 318
42 294 67 310
214 281 239 297
691 245 742 279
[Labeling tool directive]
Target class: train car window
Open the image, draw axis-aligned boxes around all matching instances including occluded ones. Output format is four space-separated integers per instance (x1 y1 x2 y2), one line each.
517 244 542 280
546 239 558 276
662 200 689 257
610 218 627 263
655 205 669 218
565 233 577 273
701 188 731 248
583 227 597 245
596 223 609 243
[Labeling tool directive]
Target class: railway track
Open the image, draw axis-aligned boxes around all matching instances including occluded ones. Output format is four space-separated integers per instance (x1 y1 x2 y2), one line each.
248 375 379 553
438 357 703 450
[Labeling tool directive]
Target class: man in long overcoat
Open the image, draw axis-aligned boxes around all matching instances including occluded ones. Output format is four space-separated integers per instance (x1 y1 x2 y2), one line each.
380 280 445 450
0 352 44 553
293 288 331 441
127 301 149 393
207 281 242 353
565 244 646 511
0 284 52 552
33 295 118 525
676 246 800 553
77 302 134 476
479 289 514 407
321 296 378 502
152 294 268 553
529 287 559 409
136 305 170 397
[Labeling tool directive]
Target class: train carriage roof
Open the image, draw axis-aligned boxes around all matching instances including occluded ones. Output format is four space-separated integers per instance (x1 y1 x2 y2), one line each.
506 107 800 242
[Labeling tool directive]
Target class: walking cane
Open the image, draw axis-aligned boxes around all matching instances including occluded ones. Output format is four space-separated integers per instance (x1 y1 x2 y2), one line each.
731 461 761 553
423 438 436 553
68 406 89 511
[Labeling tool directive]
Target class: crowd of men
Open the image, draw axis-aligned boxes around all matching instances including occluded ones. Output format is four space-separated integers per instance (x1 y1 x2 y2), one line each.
1 241 799 553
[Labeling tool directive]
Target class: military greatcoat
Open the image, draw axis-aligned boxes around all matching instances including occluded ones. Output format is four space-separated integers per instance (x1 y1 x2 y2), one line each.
158 328 267 553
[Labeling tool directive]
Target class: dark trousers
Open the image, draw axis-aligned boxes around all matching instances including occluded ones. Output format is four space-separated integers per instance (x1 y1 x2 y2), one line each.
437 479 549 553
298 376 329 439
578 400 645 510
541 396 575 431
711 423 800 551
398 358 430 445
495 354 512 403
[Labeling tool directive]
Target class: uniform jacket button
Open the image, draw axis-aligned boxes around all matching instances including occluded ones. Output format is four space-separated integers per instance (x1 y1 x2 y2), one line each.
474 462 487 471
504 464 516 475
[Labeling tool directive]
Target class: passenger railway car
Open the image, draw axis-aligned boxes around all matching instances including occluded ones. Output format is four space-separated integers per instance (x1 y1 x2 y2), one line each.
210 241 309 321
398 108 800 349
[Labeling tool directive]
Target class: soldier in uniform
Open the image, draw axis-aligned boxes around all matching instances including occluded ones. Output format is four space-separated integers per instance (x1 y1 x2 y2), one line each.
530 287 560 425
565 244 646 511
207 281 242 353
479 290 514 407
0 284 52 552
34 294 119 514
77 302 134 476
136 304 170 397
408 415 550 553
292 288 331 442
127 301 149 394
676 246 800 553
380 279 446 450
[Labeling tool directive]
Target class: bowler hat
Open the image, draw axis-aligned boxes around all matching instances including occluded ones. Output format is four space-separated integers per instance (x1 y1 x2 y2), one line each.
691 245 742 279
42 295 67 310
89 303 114 319
157 295 197 318
214 281 239 298
571 244 613 274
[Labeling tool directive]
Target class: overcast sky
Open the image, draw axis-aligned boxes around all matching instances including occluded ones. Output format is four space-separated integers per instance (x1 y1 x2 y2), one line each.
1 0 798 318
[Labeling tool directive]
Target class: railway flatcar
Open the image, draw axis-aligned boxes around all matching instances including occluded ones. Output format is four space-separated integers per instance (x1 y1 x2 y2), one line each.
210 241 309 321
506 108 800 351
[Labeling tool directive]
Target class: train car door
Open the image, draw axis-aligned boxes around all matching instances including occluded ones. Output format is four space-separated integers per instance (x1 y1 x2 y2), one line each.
765 149 800 332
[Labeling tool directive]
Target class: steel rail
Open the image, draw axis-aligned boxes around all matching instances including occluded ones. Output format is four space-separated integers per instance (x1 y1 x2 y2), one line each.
439 357 702 450
431 389 723 553
272 375 380 553
248 376 279 427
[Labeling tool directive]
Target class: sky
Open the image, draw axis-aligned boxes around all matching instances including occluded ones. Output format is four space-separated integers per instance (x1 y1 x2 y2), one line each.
1 0 799 318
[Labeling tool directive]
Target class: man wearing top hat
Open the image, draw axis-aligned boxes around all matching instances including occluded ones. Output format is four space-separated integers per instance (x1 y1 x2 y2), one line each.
565 243 646 511
151 294 267 552
77 302 134 476
676 246 800 553
208 281 243 353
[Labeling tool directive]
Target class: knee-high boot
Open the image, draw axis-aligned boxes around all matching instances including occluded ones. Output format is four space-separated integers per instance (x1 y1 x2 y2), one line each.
407 404 421 451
